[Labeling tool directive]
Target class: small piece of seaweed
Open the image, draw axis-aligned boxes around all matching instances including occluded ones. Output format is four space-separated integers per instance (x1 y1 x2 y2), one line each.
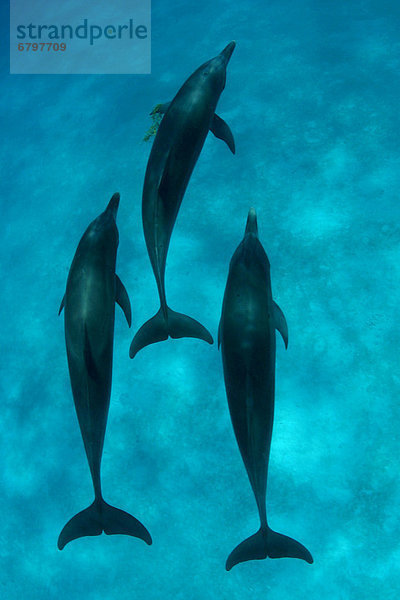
143 104 163 142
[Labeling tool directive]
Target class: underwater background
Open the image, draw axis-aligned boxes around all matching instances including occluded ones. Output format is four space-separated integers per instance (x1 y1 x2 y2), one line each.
1 0 399 597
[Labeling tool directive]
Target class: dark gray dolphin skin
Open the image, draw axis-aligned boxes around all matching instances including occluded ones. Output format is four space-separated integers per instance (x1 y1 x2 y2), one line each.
129 41 236 359
58 193 151 550
219 208 313 570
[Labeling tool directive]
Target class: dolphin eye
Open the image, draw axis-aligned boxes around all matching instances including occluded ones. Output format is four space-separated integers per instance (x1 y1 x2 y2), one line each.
203 71 209 76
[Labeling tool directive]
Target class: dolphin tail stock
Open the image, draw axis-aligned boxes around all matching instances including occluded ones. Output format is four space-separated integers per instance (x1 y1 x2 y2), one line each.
57 498 152 550
226 526 313 571
129 306 213 358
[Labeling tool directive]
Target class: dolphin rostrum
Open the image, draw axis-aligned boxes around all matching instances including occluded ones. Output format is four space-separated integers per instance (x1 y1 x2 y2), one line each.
130 42 236 359
219 208 313 570
58 193 151 550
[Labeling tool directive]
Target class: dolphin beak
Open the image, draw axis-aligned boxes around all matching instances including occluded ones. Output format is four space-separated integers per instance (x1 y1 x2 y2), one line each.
245 207 258 236
219 41 236 65
106 192 120 219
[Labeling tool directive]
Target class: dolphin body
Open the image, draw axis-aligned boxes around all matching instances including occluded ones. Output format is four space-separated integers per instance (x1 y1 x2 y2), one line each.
129 42 236 359
219 209 312 570
58 193 151 550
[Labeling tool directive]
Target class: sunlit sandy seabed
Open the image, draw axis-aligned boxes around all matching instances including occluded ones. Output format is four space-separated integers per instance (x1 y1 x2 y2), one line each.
1 0 400 598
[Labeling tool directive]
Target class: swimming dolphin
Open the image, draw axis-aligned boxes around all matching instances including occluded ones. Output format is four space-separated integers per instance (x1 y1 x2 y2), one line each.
58 193 151 550
219 208 312 570
129 41 236 359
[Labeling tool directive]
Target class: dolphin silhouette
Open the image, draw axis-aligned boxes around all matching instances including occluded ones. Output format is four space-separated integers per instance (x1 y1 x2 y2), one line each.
219 208 313 570
130 42 236 358
58 193 151 550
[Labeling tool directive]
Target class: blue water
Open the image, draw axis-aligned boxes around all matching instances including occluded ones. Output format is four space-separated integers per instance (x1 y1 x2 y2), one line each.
2 0 399 597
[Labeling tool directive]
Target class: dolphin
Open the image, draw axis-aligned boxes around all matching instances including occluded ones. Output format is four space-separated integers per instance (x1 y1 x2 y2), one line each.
58 193 151 550
219 208 313 570
129 41 236 359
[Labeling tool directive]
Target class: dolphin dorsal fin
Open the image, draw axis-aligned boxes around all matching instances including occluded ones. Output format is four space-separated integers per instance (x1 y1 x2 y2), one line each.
58 294 65 315
210 114 235 154
273 302 288 348
116 275 132 327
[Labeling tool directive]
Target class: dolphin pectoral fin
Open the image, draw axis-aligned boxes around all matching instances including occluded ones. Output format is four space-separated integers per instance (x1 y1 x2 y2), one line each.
58 294 65 315
210 114 235 154
167 307 213 344
273 301 288 349
226 526 313 570
84 327 100 380
116 274 132 327
58 498 152 550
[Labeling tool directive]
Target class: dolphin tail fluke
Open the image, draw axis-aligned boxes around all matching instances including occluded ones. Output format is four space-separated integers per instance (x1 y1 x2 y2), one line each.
226 526 313 571
129 308 169 358
58 499 152 550
129 307 213 358
57 502 102 550
101 501 152 544
166 307 213 345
